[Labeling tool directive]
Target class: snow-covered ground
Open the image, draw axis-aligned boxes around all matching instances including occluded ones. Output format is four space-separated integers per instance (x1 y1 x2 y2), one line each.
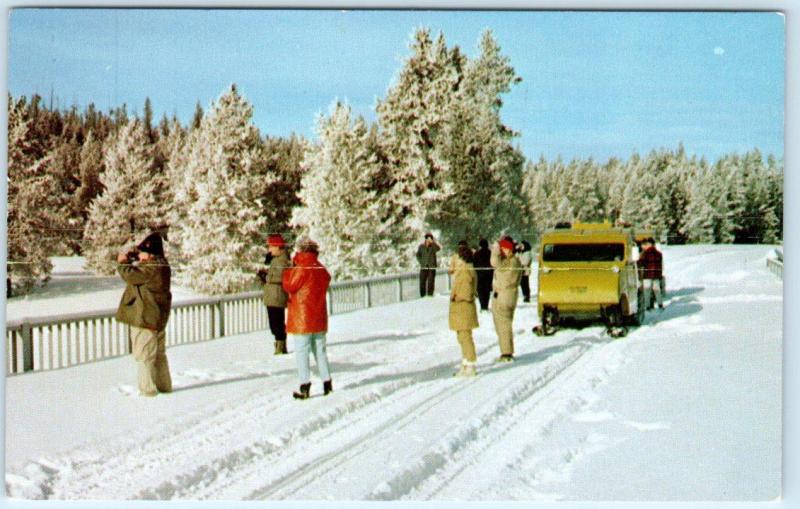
4 245 782 500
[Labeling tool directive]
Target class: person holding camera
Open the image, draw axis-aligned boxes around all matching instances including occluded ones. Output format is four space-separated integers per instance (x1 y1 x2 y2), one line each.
115 232 173 397
257 234 291 355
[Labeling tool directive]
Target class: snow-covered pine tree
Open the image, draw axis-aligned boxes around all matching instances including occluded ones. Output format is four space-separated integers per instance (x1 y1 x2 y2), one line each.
173 84 266 294
568 158 604 222
166 117 197 260
258 134 308 239
376 28 462 261
292 102 401 280
84 120 162 275
603 157 626 222
438 29 526 245
555 196 575 223
74 130 106 224
521 158 555 240
682 165 718 243
7 96 62 292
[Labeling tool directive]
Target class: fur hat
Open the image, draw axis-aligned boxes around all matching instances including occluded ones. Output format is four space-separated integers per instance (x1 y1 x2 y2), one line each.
296 236 319 254
137 232 164 256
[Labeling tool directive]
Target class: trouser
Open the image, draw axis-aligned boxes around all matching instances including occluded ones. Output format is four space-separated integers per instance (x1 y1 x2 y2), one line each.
492 300 516 356
292 332 332 384
643 278 663 308
267 306 287 342
131 326 172 395
419 268 436 297
520 275 531 301
456 330 477 362
477 273 493 310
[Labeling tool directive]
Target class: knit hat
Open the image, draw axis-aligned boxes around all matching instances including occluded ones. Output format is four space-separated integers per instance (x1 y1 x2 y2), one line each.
296 236 319 254
267 234 286 247
499 238 515 252
137 232 164 256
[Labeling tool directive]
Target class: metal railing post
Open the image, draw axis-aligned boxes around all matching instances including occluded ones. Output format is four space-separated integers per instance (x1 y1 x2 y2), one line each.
216 300 226 337
21 323 33 373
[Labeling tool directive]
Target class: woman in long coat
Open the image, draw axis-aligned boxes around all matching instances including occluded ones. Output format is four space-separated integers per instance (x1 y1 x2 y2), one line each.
449 244 480 377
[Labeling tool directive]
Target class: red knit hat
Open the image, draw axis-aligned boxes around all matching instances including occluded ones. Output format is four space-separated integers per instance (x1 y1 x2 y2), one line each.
499 238 515 252
266 234 286 247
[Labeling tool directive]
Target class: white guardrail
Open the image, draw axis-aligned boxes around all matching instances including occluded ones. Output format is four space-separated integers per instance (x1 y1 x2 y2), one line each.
5 270 451 375
766 257 783 279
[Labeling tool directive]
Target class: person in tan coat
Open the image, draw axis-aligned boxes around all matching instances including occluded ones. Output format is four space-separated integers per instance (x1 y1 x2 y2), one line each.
491 237 522 362
115 232 172 397
257 234 291 355
449 243 479 377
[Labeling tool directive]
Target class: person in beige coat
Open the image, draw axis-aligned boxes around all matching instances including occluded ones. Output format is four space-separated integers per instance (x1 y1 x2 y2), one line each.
115 232 172 397
257 234 291 355
449 243 479 377
491 237 522 362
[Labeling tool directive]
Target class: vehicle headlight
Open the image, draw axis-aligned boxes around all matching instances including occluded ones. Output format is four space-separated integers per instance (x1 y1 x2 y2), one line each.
542 267 551 274
611 266 620 273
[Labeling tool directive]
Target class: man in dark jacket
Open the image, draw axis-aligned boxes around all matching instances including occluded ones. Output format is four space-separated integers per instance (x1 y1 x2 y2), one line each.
637 238 664 310
257 234 291 355
473 238 493 311
115 232 172 397
416 233 440 297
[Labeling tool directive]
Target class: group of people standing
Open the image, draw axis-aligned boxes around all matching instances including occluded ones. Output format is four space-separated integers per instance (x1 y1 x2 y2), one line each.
116 231 334 400
440 234 533 377
114 227 667 398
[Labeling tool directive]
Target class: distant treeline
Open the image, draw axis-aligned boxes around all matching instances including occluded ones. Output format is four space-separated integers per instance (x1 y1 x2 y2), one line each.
7 28 783 295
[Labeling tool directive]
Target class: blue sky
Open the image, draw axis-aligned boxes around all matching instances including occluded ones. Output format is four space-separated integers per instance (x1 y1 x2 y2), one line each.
8 9 785 162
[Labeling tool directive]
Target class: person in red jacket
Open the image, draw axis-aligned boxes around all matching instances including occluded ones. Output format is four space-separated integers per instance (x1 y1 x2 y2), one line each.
637 237 664 310
282 237 333 400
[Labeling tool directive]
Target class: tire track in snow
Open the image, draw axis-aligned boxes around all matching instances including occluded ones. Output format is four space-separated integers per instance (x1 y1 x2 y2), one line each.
227 331 606 500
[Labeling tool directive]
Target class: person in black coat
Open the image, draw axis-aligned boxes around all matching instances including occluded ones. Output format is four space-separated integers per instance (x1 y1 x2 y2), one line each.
473 238 493 311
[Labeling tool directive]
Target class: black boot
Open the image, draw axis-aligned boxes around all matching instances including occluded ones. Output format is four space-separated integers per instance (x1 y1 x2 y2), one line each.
293 383 311 400
323 379 333 396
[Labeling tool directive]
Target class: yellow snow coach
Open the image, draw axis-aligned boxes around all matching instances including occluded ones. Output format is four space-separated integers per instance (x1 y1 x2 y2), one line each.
533 221 645 337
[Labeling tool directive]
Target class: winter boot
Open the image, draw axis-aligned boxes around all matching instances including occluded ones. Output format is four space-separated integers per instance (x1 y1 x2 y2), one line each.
323 379 333 396
292 383 311 400
459 361 477 377
274 340 287 355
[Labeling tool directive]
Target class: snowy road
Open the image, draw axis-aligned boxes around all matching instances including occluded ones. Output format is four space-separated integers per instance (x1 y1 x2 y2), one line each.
4 245 782 500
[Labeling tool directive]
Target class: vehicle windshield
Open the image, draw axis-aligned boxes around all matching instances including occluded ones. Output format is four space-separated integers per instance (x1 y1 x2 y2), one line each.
543 243 625 262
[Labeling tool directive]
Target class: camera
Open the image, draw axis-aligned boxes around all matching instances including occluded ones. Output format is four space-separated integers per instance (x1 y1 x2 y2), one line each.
125 249 141 264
